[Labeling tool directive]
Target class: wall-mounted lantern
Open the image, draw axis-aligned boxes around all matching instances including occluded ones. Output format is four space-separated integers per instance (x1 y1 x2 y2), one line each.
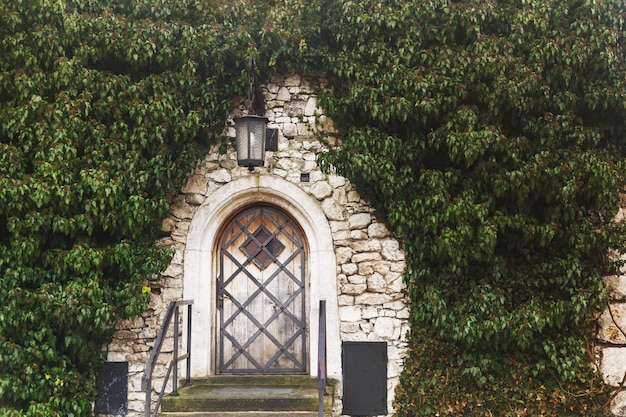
234 57 278 170
234 114 268 169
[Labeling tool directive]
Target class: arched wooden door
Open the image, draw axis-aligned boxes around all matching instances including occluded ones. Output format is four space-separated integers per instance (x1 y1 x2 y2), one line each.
217 205 307 373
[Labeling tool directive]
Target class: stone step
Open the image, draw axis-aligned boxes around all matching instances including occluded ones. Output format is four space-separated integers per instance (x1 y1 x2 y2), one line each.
186 375 320 388
159 412 330 417
160 376 333 415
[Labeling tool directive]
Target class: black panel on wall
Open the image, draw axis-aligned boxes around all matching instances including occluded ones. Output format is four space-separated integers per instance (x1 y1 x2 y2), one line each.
342 341 388 416
95 361 128 415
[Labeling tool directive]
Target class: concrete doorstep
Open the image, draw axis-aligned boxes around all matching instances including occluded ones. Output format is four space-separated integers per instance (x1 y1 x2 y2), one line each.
158 376 333 417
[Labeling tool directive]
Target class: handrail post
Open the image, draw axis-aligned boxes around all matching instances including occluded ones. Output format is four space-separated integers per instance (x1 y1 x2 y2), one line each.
145 378 151 417
172 306 180 396
186 303 192 385
318 299 327 417
142 299 193 417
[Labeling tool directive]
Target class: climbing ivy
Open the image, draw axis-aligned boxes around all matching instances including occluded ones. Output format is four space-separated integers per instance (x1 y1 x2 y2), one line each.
319 0 626 415
0 0 321 415
3 0 626 415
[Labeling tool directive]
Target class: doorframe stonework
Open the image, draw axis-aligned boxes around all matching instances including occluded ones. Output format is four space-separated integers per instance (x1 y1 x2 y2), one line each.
183 175 341 379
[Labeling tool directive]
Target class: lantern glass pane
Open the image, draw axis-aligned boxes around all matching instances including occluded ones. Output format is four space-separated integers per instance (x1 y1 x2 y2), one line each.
235 120 249 161
249 118 265 160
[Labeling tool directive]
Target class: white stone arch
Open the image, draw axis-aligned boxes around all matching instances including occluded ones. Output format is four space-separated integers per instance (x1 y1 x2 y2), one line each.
183 175 340 378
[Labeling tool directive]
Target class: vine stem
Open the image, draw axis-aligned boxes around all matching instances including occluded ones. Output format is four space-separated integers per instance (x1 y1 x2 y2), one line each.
607 301 626 340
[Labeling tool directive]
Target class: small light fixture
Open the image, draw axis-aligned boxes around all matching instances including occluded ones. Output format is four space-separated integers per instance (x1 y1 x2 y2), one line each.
234 57 277 170
235 114 268 169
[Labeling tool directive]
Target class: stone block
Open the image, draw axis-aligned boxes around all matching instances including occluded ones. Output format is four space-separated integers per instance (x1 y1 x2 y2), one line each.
282 122 297 137
333 189 348 205
317 115 337 134
218 159 237 170
350 239 382 253
309 170 325 183
333 231 351 240
181 175 208 195
322 198 345 220
349 213 372 230
362 306 379 319
347 274 366 284
373 262 391 275
352 252 382 263
397 308 410 319
163 263 183 278
391 261 407 273
107 351 127 362
303 151 317 161
132 344 150 353
285 73 301 87
207 168 231 183
607 275 626 301
599 303 626 344
342 283 367 296
117 316 145 330
304 97 318 116
160 217 176 233
344 332 368 341
310 181 333 200
358 262 376 275
114 330 137 341
337 294 354 306
169 201 195 220
297 122 314 136
348 190 361 202
185 193 205 205
328 174 346 188
374 317 401 339
367 273 387 293
601 347 626 386
284 101 305 117
340 322 360 333
161 287 183 303
360 322 374 333
350 230 368 240
275 158 298 170
368 222 390 238
355 293 392 305
329 220 349 233
335 246 352 265
341 263 358 276
383 300 406 311
165 277 183 289
611 390 626 417
138 328 157 340
276 86 291 101
382 239 405 261
339 306 362 322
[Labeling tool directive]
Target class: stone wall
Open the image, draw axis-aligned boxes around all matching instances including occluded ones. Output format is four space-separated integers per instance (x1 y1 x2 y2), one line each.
600 202 626 416
102 73 409 417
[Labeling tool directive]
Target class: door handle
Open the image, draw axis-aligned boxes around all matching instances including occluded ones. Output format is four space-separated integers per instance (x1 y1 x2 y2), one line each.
217 294 230 310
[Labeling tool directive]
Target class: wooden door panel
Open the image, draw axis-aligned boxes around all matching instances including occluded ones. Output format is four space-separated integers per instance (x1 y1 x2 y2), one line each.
218 206 306 373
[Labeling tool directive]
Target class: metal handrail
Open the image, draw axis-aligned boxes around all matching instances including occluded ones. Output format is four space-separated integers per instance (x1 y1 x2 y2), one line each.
317 299 327 417
142 299 193 417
